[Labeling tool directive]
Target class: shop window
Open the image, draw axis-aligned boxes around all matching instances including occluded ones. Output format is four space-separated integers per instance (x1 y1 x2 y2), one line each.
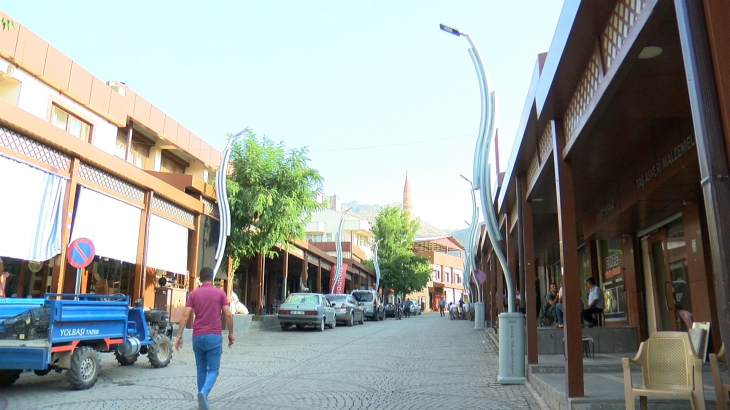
87 257 133 296
598 238 627 320
50 105 92 143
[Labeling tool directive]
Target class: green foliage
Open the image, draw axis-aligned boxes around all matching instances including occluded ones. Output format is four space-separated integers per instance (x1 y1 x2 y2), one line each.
1 18 14 31
368 205 431 295
225 128 324 271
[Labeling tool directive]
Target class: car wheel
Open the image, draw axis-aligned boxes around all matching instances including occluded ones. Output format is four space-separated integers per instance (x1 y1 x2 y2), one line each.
359 313 364 325
281 323 289 331
319 318 325 332
347 313 354 327
330 318 336 329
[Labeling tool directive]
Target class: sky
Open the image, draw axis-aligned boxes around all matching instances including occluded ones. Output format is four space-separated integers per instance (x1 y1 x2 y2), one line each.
2 1 564 231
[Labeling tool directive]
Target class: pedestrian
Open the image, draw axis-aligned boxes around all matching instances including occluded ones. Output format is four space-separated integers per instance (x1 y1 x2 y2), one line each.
438 298 446 317
174 267 234 410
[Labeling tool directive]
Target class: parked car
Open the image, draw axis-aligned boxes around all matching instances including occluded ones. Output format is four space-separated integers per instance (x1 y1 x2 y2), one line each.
278 293 336 332
403 300 421 316
351 290 385 321
326 294 365 326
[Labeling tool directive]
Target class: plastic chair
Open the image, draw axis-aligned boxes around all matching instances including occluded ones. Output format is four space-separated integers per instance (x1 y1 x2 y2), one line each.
709 346 729 409
622 331 705 410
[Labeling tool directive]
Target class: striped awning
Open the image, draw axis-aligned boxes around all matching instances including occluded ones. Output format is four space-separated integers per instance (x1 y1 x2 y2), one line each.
0 155 67 262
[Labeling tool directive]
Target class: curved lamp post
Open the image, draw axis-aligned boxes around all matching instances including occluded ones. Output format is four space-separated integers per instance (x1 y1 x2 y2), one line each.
373 239 382 292
441 24 525 384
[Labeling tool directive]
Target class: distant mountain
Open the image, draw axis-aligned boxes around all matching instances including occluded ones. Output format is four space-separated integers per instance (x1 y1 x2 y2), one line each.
446 227 471 249
343 201 448 238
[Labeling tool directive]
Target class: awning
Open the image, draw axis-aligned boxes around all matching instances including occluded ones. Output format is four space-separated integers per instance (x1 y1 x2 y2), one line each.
147 214 188 275
0 156 67 261
71 186 141 264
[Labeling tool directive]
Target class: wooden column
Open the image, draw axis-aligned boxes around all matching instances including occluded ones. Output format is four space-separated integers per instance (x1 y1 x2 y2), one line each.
281 249 289 302
676 0 730 371
551 119 584 397
622 234 647 343
585 240 600 284
132 191 154 307
51 158 80 295
519 175 538 364
301 251 308 292
187 213 201 294
256 254 264 315
316 258 322 293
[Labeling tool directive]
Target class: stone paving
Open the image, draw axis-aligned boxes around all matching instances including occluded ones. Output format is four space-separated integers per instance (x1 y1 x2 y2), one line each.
0 312 539 410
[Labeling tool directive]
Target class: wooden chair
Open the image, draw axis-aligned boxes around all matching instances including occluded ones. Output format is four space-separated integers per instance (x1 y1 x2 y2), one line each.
709 346 729 409
622 331 705 410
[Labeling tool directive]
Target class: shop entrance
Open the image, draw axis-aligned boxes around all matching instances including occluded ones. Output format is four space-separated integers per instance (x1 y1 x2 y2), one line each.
643 218 692 332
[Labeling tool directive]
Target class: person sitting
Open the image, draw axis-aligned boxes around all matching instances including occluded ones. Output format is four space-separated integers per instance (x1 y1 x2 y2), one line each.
543 283 559 325
460 302 470 320
582 278 604 327
449 303 459 320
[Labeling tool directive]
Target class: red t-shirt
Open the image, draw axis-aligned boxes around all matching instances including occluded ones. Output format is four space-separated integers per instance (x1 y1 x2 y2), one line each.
185 283 229 337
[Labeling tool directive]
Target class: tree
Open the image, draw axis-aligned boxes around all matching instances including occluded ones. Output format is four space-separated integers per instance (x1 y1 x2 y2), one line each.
225 128 324 272
366 205 431 295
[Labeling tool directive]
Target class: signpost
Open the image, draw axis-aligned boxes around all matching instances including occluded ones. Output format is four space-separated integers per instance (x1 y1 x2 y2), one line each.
474 269 486 285
67 238 95 297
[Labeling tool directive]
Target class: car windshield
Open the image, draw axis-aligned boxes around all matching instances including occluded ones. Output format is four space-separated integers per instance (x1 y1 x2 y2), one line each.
326 295 347 302
352 292 373 302
285 294 319 305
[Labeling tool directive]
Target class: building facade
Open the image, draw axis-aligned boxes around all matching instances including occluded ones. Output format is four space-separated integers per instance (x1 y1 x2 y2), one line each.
477 0 730 399
413 235 465 312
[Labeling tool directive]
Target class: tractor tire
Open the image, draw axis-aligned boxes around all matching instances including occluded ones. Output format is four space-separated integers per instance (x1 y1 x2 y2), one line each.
66 346 100 390
0 370 21 388
147 334 172 368
347 313 354 327
114 351 139 366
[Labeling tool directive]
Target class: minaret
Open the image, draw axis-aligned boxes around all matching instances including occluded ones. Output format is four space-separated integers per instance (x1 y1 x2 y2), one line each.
403 172 411 223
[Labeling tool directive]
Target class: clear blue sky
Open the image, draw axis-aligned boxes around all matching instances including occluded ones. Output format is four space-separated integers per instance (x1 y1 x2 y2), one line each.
3 1 563 231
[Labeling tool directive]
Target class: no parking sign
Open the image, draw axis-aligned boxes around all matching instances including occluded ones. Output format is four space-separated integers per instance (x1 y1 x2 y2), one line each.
474 270 486 285
67 238 95 269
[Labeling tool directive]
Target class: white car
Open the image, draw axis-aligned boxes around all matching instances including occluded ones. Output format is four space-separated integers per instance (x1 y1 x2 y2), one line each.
278 293 336 332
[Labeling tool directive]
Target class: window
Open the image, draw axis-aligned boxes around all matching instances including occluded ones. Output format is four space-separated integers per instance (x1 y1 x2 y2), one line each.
160 152 187 174
115 132 128 160
51 105 92 143
128 133 154 170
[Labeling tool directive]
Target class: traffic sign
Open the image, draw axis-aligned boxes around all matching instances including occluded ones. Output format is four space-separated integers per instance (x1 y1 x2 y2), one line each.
68 238 95 269
474 270 487 285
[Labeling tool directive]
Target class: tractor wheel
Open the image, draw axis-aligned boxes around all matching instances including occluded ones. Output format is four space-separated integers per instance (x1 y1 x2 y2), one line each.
114 351 139 366
0 370 21 388
147 334 172 368
66 346 100 390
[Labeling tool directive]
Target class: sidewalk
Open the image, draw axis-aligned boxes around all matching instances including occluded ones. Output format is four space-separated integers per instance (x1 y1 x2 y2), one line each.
485 330 727 409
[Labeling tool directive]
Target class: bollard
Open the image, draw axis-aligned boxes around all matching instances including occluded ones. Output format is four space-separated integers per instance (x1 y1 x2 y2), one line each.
497 312 527 384
474 302 485 330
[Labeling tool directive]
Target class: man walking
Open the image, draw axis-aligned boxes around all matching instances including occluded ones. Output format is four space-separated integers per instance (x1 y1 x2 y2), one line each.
439 298 446 317
175 267 234 410
582 277 604 328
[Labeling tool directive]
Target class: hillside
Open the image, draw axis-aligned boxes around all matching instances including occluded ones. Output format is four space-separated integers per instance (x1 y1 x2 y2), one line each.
343 201 448 237
446 227 471 249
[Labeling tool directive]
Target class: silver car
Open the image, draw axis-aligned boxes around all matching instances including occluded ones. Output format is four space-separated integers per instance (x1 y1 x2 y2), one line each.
278 293 336 332
326 294 365 327
351 290 385 321
403 300 421 316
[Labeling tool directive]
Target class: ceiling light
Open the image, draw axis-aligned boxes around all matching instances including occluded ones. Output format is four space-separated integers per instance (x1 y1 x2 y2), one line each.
638 46 662 59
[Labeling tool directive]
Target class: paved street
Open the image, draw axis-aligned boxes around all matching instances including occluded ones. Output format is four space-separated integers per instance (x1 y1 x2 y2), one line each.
0 313 538 410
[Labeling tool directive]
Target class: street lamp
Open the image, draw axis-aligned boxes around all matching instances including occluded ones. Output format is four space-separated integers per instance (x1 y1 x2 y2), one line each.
441 24 525 385
460 174 484 330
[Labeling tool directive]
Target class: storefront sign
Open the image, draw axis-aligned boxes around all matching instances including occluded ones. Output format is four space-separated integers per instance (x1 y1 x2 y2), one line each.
605 253 621 279
597 200 615 221
636 135 695 189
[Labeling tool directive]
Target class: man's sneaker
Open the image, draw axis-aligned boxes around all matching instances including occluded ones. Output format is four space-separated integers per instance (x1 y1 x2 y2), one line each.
197 392 209 410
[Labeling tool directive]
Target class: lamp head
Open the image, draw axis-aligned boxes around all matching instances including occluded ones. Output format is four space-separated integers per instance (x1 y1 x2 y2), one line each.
440 24 463 37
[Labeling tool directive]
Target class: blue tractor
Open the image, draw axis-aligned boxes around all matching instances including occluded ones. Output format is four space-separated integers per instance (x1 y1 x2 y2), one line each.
0 294 173 390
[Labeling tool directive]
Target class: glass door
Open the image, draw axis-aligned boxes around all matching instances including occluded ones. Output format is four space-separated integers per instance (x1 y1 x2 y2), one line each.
646 219 692 332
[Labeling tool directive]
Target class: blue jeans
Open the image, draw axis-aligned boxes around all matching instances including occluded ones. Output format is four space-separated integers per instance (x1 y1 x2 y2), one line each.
555 303 564 325
192 334 222 397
